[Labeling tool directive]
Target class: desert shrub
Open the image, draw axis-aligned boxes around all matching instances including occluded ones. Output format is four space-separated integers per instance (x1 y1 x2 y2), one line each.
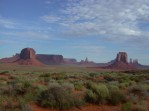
85 82 109 104
119 82 130 89
104 75 115 81
48 82 59 88
0 70 9 74
61 82 74 91
89 73 99 77
85 89 97 103
74 82 84 91
44 77 51 83
122 102 132 111
128 84 149 99
131 102 148 111
129 81 136 86
22 80 32 88
15 81 33 95
36 84 83 109
108 85 126 105
3 80 33 96
35 85 47 93
21 104 33 111
39 73 51 77
131 106 147 111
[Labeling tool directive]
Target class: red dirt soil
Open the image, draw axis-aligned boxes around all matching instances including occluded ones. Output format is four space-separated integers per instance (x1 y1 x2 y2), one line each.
31 104 121 111
0 73 11 80
16 59 44 66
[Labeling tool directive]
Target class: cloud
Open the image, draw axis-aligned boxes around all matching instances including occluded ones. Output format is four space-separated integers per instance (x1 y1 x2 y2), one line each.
41 0 149 46
45 1 51 4
0 17 17 29
0 39 17 45
0 31 48 39
0 31 66 41
70 45 104 53
41 15 61 23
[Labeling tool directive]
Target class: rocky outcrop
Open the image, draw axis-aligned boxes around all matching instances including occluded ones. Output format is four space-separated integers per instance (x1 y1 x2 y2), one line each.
106 52 136 70
36 54 63 65
16 48 43 66
116 52 128 63
0 53 20 63
20 48 36 59
63 58 77 64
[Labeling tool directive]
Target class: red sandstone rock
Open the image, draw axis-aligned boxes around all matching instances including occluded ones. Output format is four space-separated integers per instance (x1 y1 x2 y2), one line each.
116 52 128 63
16 48 43 66
0 53 19 63
20 48 36 60
36 54 63 65
106 52 136 70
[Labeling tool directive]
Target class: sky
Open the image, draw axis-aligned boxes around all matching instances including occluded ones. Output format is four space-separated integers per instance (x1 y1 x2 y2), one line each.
0 0 149 65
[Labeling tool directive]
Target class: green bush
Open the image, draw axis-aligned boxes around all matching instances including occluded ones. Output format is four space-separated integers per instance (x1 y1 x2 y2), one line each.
74 82 84 91
122 102 132 111
36 84 83 109
132 104 148 111
128 84 149 99
21 104 33 111
0 70 9 74
132 100 148 111
89 73 99 77
85 89 97 103
85 82 109 104
61 82 74 91
108 85 126 105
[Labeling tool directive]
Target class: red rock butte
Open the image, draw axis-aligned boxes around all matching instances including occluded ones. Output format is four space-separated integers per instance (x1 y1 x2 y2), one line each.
16 48 43 66
106 52 136 70
20 48 36 60
116 52 128 63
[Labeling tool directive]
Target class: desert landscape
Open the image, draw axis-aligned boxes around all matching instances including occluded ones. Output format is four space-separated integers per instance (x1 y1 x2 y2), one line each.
1 0 149 111
0 48 149 111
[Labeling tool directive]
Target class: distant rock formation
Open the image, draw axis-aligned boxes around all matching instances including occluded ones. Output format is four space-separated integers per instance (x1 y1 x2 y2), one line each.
79 57 98 67
116 52 128 63
130 58 138 65
36 54 63 65
16 48 43 66
20 48 36 59
63 58 77 64
129 58 149 69
0 53 19 63
106 52 136 70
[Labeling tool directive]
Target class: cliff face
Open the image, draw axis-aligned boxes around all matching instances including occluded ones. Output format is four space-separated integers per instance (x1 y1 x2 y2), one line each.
20 48 36 60
63 58 77 64
16 48 43 66
116 52 128 63
36 54 63 65
106 52 136 70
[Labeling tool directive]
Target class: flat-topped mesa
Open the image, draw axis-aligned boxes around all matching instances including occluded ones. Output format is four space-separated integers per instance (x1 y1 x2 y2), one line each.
20 48 36 60
36 54 63 64
116 52 128 63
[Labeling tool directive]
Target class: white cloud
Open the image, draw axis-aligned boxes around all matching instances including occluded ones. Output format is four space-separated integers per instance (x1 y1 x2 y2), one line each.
70 45 104 54
41 15 61 23
41 0 149 45
0 31 67 41
0 17 16 29
0 39 17 45
45 1 51 4
0 31 49 39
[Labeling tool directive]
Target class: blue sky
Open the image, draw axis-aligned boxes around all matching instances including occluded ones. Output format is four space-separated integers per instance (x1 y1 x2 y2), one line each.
0 0 149 65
